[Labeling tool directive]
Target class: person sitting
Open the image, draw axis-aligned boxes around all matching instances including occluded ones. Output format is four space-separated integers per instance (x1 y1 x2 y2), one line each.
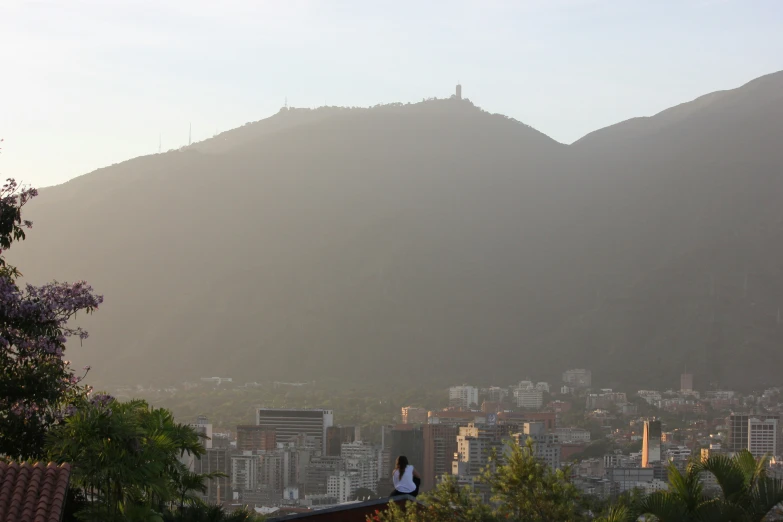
390 455 421 497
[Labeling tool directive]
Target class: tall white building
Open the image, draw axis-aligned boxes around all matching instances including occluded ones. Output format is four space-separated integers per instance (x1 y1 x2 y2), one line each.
449 385 479 410
231 452 260 491
326 471 359 503
341 441 379 491
748 417 778 457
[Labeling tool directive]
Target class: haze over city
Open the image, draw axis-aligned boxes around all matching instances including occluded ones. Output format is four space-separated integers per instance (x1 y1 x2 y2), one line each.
4 2 783 521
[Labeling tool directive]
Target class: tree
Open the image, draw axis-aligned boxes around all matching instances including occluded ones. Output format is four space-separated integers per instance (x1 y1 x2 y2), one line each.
46 397 215 522
483 439 588 522
0 178 103 459
371 439 593 522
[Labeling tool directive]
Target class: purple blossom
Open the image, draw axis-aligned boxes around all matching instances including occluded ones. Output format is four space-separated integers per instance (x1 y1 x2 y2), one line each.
1 178 102 458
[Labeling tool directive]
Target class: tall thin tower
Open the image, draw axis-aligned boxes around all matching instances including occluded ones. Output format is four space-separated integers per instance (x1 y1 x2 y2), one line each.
188 123 192 146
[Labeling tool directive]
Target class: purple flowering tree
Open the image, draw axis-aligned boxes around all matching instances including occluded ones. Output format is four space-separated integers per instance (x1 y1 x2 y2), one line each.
0 178 103 459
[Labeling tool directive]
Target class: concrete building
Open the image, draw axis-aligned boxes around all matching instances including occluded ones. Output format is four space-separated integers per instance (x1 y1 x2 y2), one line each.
326 471 359 503
231 452 260 491
256 408 333 452
485 387 509 403
401 407 428 425
681 373 694 392
422 424 458 492
586 391 627 410
194 447 231 504
389 425 424 474
236 425 276 452
326 426 359 457
515 389 544 409
642 420 662 468
303 456 346 495
453 423 508 484
427 410 486 426
638 390 662 406
341 441 379 492
727 413 781 453
190 415 213 450
497 411 557 431
606 468 654 493
748 417 778 457
562 369 591 388
259 452 284 492
514 422 561 470
449 385 479 410
555 427 591 444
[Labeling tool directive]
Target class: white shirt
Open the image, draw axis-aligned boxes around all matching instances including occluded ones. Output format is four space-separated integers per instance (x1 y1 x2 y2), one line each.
393 465 416 493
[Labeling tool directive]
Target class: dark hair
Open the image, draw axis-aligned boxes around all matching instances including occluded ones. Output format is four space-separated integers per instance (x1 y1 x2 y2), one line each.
395 455 409 478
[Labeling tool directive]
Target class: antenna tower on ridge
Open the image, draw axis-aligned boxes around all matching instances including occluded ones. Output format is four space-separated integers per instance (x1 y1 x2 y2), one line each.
188 123 192 146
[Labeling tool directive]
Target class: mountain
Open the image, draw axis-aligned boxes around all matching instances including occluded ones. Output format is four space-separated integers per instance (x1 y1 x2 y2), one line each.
9 72 783 391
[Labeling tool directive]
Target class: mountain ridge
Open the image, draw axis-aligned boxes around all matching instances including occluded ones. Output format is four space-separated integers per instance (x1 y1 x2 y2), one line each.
9 70 783 391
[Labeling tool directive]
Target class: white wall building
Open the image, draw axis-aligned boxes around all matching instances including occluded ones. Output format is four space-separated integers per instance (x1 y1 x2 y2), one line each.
326 471 359 503
748 417 778 457
515 389 543 409
555 427 591 443
449 385 479 410
637 390 662 405
341 441 379 491
231 452 260 491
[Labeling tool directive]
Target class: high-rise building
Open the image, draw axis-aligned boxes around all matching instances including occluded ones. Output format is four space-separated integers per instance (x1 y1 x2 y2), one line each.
236 425 276 452
258 452 284 492
341 441 379 492
326 426 359 456
514 422 561 470
194 447 231 504
449 386 479 410
303 456 346 495
422 424 459 492
748 417 778 457
231 452 261 491
562 369 592 388
680 373 694 392
256 408 333 452
190 415 213 449
401 406 428 425
390 425 424 475
642 420 662 468
727 413 781 453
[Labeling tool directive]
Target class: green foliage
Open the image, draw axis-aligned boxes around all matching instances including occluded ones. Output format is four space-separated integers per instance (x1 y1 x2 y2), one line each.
161 505 265 522
636 450 783 522
46 397 222 522
369 440 594 522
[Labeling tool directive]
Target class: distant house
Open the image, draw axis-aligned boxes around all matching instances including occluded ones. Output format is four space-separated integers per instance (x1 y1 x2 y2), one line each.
267 495 421 522
0 461 71 522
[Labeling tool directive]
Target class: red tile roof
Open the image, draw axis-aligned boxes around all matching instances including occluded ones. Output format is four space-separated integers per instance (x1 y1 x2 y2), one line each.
0 461 71 522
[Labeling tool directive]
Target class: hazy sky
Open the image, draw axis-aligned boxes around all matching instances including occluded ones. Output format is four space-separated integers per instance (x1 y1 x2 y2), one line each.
1 0 782 188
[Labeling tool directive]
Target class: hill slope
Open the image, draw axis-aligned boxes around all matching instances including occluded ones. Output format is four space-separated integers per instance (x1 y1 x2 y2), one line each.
9 74 783 390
